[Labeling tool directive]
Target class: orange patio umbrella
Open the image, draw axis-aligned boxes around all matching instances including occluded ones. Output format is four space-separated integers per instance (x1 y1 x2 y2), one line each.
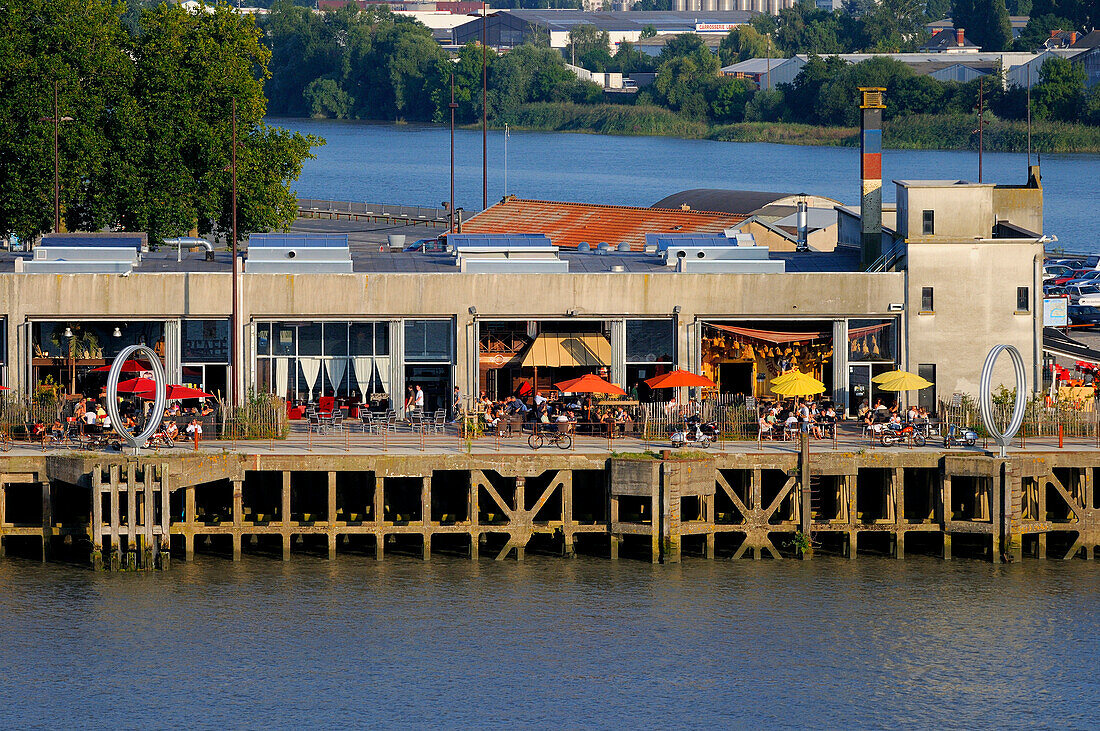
644 369 717 390
554 374 627 395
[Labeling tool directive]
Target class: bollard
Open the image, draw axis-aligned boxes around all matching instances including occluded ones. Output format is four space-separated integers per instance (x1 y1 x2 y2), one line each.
193 428 199 452
1059 423 1064 449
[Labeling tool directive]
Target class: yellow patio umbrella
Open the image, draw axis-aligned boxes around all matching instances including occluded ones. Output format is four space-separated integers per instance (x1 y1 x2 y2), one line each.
770 369 811 386
871 369 933 392
771 372 826 397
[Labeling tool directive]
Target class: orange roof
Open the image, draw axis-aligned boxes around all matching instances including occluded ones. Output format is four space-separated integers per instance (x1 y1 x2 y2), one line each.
460 198 746 251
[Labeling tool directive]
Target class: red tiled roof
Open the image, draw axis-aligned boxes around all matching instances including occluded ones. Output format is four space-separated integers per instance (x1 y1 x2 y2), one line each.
460 198 746 251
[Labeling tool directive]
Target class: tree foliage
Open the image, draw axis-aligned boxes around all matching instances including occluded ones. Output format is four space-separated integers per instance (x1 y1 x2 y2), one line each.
0 0 317 245
952 0 1013 51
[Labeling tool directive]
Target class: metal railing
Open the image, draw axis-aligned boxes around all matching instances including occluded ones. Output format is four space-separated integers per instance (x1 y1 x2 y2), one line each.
940 394 1100 439
297 199 451 224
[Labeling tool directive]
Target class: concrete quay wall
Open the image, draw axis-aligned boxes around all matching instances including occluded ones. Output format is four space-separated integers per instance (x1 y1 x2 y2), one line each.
0 449 1097 566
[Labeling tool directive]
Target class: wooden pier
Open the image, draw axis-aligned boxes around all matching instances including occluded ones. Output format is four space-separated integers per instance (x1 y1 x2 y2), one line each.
1 446 1098 567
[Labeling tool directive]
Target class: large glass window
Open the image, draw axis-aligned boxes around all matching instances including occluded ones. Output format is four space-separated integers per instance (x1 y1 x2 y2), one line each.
182 319 229 363
626 320 675 364
404 320 452 362
848 319 897 363
255 321 392 405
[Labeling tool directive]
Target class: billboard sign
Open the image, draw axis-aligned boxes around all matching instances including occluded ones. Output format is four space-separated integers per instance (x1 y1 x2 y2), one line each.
695 22 739 32
1044 297 1068 327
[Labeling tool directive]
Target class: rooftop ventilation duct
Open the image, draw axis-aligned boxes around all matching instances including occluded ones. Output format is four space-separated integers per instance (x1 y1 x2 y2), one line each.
244 233 352 273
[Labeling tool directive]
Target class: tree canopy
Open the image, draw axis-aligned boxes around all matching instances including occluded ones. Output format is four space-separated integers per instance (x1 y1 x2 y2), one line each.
0 0 318 245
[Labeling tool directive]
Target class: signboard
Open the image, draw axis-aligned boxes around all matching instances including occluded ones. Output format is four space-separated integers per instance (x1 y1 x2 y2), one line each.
1044 297 1068 327
695 22 739 32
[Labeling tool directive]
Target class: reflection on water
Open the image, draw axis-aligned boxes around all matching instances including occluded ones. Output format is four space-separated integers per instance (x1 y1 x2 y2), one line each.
1 555 1097 726
274 119 1100 255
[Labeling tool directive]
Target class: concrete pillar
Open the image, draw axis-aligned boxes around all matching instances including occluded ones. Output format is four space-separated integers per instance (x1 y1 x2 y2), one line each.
469 472 480 560
281 471 292 561
609 494 620 560
1003 462 1022 563
374 474 384 561
514 477 525 562
183 483 195 561
1038 475 1047 558
421 475 432 561
126 464 137 556
40 481 51 562
328 472 337 560
561 472 574 558
894 467 905 559
704 493 715 559
651 479 661 564
990 474 1002 563
943 533 952 560
847 474 857 559
0 480 6 558
231 480 243 560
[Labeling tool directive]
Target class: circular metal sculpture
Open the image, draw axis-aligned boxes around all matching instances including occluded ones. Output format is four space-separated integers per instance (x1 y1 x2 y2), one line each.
979 344 1028 456
106 345 167 450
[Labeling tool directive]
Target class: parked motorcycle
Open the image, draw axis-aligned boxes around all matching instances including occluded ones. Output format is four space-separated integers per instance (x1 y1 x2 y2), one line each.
942 424 978 448
671 417 717 448
880 423 926 447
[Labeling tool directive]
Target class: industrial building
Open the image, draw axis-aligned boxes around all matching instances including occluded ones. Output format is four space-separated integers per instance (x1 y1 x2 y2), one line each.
450 10 754 50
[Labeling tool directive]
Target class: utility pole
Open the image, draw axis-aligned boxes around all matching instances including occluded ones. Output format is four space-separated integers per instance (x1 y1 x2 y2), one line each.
766 34 771 90
1026 64 1032 167
977 78 984 184
230 98 239 408
481 1 488 211
504 123 509 197
449 73 457 233
39 80 73 234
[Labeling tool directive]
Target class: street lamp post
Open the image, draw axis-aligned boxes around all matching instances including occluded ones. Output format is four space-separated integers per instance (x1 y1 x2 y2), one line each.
39 80 74 234
230 99 239 407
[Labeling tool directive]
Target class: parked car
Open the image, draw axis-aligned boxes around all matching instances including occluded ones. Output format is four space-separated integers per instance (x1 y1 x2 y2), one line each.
1068 304 1100 326
1043 264 1074 281
1064 270 1100 287
403 237 445 253
1054 268 1095 285
1064 284 1100 303
1044 285 1067 298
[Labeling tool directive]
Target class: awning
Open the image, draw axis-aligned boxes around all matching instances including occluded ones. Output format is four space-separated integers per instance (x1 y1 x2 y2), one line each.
1044 327 1100 365
520 333 612 368
706 322 890 343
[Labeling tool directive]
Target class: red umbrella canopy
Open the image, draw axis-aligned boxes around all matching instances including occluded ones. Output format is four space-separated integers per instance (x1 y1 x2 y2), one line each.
644 369 717 390
160 384 214 400
91 359 151 373
554 374 627 395
115 377 158 393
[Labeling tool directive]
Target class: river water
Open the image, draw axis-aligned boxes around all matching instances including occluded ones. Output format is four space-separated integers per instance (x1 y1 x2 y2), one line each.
275 118 1100 255
2 555 1098 726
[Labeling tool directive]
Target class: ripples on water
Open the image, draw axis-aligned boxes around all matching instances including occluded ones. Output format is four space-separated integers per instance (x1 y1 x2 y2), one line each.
1 556 1097 727
274 119 1100 255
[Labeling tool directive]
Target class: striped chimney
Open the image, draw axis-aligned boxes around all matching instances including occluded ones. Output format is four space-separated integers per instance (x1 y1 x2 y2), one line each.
859 87 885 269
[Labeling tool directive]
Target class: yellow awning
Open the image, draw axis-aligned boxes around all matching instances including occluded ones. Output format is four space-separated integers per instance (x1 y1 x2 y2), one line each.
520 333 612 368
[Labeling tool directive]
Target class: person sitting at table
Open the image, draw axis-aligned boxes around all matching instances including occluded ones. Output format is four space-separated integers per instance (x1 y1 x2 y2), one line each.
614 407 633 435
164 421 179 441
101 411 112 430
537 401 550 424
556 410 576 434
906 404 919 423
74 400 86 421
200 403 214 417
123 415 138 431
758 413 774 440
83 405 98 427
185 419 203 440
50 420 64 442
783 411 799 438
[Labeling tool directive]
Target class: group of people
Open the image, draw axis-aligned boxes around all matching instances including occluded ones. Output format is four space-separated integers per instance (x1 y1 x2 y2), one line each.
471 390 637 436
758 399 838 440
858 398 933 431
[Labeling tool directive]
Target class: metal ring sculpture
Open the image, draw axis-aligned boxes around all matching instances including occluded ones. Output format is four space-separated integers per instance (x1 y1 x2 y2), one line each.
106 345 167 450
979 344 1028 454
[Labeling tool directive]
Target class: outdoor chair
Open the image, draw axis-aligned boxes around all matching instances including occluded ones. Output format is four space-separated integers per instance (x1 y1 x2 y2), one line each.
360 413 378 434
307 412 325 436
429 409 446 434
330 409 345 434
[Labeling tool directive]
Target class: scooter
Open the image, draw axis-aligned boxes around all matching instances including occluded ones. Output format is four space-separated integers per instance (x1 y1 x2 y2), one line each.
942 424 978 448
671 417 717 448
880 423 926 447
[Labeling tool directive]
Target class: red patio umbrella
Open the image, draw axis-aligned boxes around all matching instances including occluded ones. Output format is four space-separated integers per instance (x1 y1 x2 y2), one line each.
115 377 158 393
91 359 151 373
158 384 214 400
554 374 626 395
644 369 717 390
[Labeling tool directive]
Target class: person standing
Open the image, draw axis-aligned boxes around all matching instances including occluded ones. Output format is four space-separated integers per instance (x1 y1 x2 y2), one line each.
451 386 462 422
404 386 414 417
414 384 425 414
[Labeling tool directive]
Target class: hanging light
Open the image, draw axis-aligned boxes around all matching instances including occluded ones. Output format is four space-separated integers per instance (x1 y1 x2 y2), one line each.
112 327 122 338
63 326 73 338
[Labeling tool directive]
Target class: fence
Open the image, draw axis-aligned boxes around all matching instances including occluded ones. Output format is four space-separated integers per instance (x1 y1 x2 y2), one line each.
296 199 451 224
0 394 63 438
939 394 1100 439
220 394 290 440
639 395 758 441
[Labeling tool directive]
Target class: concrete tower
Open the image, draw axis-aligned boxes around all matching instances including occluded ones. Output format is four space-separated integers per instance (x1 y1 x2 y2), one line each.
859 87 885 269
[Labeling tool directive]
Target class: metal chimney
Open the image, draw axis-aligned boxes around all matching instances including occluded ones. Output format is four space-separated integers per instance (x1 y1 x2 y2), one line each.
795 195 809 252
859 87 885 269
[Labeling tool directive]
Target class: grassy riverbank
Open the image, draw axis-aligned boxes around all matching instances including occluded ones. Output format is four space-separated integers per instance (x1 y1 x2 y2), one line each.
498 103 1100 153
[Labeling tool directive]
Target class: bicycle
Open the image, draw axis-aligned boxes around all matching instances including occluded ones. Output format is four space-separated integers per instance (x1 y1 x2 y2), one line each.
528 427 572 450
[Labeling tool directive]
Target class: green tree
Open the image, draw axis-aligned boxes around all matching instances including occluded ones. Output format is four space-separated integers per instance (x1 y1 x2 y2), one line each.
1029 0 1096 31
305 77 353 118
719 26 769 66
566 24 610 65
926 0 952 19
609 41 655 74
1084 83 1100 125
1032 55 1086 121
774 4 845 55
952 0 1013 51
640 24 658 39
856 0 929 51
744 88 784 121
1013 14 1078 51
708 76 755 122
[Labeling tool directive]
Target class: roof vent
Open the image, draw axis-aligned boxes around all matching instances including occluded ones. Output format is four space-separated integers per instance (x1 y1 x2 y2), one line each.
21 232 146 274
577 241 590 252
245 233 352 273
610 264 625 273
617 243 630 252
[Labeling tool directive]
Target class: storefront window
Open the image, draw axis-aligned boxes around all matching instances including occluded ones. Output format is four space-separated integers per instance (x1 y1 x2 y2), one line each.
182 320 228 363
404 320 452 362
848 319 897 362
